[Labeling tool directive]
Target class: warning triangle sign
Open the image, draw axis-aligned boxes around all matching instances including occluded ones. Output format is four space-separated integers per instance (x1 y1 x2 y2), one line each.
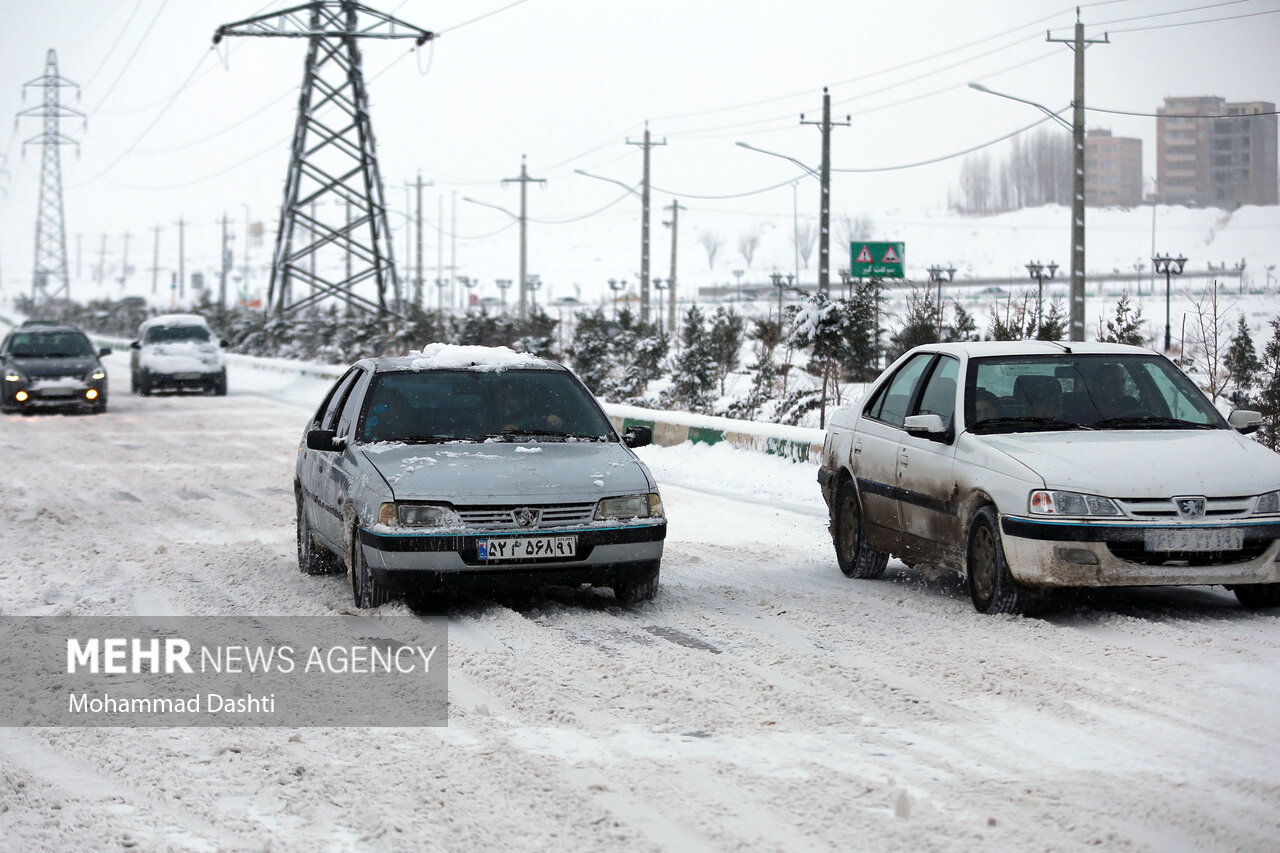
854 245 874 263
881 245 901 264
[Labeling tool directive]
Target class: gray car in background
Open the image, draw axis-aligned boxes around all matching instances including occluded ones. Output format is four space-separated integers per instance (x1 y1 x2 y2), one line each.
295 345 666 607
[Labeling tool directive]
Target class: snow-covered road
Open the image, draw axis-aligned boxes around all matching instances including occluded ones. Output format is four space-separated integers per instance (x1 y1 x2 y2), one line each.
2 352 1278 852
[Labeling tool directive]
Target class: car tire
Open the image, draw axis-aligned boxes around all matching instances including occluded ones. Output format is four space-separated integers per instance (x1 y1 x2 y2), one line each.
1232 583 1280 609
351 533 392 608
137 370 152 397
833 480 889 579
613 563 660 605
296 505 336 576
212 371 227 396
967 505 1027 615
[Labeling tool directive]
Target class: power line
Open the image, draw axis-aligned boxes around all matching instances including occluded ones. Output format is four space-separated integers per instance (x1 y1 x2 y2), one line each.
1086 105 1280 118
86 0 172 117
1103 6 1280 33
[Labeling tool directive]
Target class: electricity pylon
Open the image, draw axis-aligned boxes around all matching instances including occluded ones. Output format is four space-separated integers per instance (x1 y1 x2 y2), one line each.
17 49 82 306
213 2 433 319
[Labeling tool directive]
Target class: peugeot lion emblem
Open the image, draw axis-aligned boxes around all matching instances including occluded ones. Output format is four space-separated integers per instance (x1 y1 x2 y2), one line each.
1175 497 1206 519
512 508 540 528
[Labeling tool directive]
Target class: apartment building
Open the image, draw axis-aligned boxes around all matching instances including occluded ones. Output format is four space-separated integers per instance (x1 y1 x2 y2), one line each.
1085 129 1143 206
1156 96 1278 207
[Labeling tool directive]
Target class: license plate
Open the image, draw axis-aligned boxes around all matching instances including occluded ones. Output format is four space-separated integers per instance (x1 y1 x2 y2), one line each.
175 373 202 380
1144 528 1243 552
478 535 577 561
39 388 77 397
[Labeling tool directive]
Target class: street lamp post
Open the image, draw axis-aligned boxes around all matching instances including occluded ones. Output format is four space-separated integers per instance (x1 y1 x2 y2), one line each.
733 269 744 302
434 277 447 313
526 275 541 314
1152 254 1187 352
770 271 785 319
459 275 475 311
495 278 512 314
838 269 852 300
653 278 667 334
970 83 1085 341
608 278 626 319
928 265 957 339
1025 260 1058 337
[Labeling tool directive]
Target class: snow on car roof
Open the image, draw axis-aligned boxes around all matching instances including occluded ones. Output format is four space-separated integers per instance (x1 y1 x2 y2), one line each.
138 313 211 331
918 340 1157 359
374 344 551 373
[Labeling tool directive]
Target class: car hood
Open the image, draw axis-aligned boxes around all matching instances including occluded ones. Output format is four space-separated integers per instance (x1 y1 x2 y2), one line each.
9 356 98 378
981 429 1280 496
361 440 656 503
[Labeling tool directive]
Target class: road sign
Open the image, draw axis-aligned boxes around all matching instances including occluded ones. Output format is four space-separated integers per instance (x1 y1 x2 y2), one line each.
850 241 905 278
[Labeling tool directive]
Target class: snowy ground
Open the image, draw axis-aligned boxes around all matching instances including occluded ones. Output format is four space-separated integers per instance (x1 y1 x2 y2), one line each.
1 352 1279 852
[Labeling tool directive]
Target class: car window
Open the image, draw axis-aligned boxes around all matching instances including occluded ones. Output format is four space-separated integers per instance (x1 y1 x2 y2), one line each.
357 369 614 444
865 353 933 428
144 325 211 344
914 356 959 431
314 368 361 431
335 369 373 438
8 331 95 358
1136 360 1222 425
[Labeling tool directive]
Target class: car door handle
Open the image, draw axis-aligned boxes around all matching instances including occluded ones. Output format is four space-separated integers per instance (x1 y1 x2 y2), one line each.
853 441 862 456
898 453 909 467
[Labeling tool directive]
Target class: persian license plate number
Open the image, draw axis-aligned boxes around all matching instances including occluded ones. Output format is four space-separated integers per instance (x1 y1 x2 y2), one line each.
479 536 577 561
1144 528 1243 552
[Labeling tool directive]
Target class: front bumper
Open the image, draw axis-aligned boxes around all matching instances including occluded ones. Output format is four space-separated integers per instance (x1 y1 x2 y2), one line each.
359 520 666 582
1000 516 1280 587
146 369 223 389
3 380 104 411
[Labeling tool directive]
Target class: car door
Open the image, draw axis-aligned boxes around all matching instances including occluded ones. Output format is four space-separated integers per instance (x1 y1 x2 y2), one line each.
895 355 963 557
318 368 374 548
853 353 935 550
309 368 363 549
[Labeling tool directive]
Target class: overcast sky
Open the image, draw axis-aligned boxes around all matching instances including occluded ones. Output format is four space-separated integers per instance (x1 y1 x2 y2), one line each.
0 0 1276 301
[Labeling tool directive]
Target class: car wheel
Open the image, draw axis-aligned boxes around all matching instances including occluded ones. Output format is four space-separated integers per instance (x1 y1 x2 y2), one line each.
833 480 888 579
967 505 1026 615
351 534 391 608
296 505 335 576
613 563 660 605
212 371 227 396
137 370 152 396
1232 583 1280 609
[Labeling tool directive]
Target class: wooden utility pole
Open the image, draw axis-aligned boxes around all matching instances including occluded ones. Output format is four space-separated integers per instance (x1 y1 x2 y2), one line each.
627 124 666 322
502 155 545 320
801 88 849 295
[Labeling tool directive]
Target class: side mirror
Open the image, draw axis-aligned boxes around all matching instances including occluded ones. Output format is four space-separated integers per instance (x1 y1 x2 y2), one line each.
219 339 229 348
904 413 948 440
130 341 140 350
1228 409 1263 435
306 428 346 452
98 347 112 358
623 425 652 449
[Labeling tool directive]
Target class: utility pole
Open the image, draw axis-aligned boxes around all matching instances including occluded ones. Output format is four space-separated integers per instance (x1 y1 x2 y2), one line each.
219 212 232 310
119 230 131 291
1048 10 1108 341
801 88 850 295
626 124 666 322
150 225 161 295
213 3 433 320
502 155 545 321
663 198 685 335
95 234 107 289
17 49 82 306
404 173 432 309
176 216 186 300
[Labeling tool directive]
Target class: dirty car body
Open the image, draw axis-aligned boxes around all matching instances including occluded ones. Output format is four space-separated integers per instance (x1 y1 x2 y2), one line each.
295 345 665 607
818 341 1280 613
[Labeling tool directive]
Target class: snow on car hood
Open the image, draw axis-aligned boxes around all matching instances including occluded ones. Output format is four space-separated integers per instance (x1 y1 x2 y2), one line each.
362 440 655 503
140 341 225 372
981 429 1280 496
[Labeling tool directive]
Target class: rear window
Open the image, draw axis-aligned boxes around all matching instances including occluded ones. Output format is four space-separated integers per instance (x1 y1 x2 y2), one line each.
358 369 614 444
144 324 211 344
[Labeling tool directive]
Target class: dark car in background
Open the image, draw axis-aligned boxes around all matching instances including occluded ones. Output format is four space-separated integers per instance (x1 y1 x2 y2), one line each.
295 345 666 608
1 324 110 414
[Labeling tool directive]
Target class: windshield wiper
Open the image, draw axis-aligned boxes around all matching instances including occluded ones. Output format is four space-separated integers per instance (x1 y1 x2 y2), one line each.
971 416 1092 433
1093 416 1215 430
488 428 603 441
393 435 454 444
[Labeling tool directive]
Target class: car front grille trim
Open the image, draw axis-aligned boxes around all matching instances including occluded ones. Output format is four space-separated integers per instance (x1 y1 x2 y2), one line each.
454 503 596 529
1116 496 1255 520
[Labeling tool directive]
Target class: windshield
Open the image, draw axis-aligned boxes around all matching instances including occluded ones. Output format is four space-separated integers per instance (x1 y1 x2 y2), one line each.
8 331 95 358
967 354 1226 433
358 368 614 444
144 324 211 344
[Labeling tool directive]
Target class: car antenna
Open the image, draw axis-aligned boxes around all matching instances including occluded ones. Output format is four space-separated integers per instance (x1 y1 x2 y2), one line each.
1046 341 1072 354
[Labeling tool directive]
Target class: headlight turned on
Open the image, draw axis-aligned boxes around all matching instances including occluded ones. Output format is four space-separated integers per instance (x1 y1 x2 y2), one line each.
595 493 664 521
4 371 23 382
1028 490 1122 517
88 368 106 381
378 502 461 528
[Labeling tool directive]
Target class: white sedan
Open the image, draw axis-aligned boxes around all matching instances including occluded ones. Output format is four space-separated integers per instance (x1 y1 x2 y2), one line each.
818 341 1280 613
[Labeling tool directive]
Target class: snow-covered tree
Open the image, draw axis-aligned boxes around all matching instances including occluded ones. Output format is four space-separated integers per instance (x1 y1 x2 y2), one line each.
708 307 746 396
888 282 940 361
1097 291 1147 346
568 309 613 394
1035 297 1067 341
1225 313 1261 405
664 305 717 413
1253 315 1280 451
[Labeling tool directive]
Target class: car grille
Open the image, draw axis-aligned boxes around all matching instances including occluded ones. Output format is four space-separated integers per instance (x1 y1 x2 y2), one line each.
1107 539 1270 567
1116 496 1255 520
455 503 596 529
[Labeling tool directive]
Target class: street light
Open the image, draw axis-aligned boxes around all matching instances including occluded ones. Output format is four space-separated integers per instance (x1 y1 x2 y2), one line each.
653 277 667 333
434 277 447 313
1152 254 1187 352
608 277 626 319
969 83 1085 342
495 278 512 314
459 275 476 311
737 141 834 296
928 265 957 339
733 269 744 302
1025 260 1058 337
770 271 785 319
526 274 541 314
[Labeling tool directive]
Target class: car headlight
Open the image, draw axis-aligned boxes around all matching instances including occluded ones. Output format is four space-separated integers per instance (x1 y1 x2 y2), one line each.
377 502 461 528
87 368 106 381
595 493 664 521
1029 490 1122 517
1255 491 1280 516
4 371 24 383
